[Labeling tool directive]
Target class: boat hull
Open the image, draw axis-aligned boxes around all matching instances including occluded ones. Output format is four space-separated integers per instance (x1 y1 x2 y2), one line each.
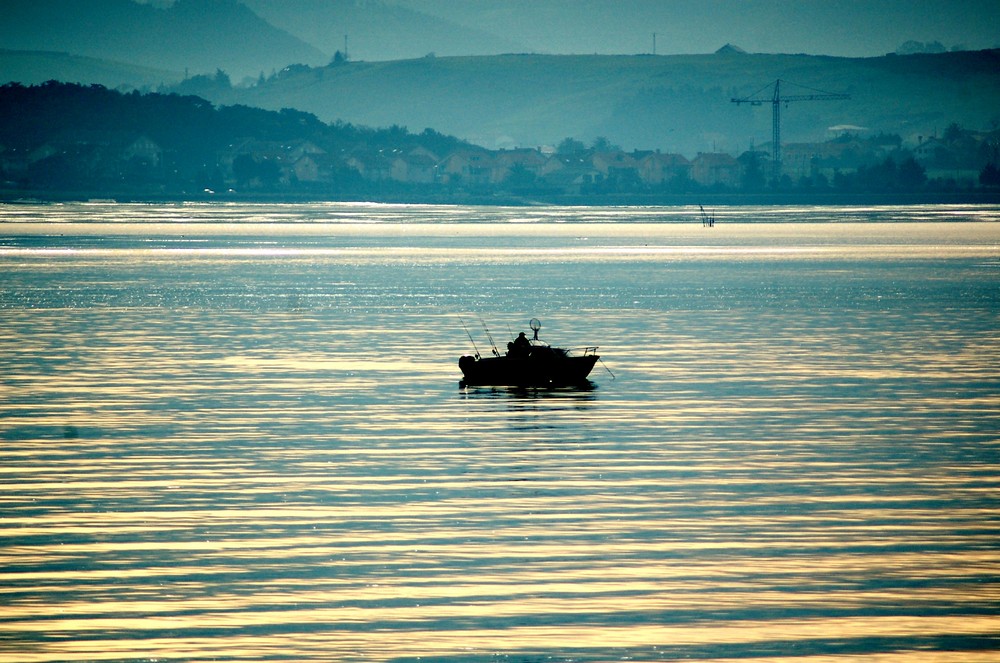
459 353 599 387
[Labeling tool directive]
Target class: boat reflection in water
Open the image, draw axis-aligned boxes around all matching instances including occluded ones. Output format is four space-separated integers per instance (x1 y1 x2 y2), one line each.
459 318 601 388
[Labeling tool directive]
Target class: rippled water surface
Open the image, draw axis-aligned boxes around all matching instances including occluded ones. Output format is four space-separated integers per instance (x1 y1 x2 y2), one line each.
2 202 999 661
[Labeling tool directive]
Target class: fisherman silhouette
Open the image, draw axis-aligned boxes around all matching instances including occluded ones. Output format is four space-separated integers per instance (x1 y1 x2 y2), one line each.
510 331 531 356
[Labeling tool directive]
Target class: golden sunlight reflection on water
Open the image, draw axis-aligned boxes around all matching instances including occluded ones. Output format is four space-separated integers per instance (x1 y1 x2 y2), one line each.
1 204 999 661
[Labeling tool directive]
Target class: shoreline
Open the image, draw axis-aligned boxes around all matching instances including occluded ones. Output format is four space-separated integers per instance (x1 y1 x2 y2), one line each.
3 189 1000 207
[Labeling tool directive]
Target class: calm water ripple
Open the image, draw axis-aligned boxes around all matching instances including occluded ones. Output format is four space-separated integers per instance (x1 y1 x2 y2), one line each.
1 202 999 661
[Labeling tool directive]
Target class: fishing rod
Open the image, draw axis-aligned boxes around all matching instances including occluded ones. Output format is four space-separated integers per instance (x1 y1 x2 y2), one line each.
459 316 481 359
699 204 715 227
478 316 500 357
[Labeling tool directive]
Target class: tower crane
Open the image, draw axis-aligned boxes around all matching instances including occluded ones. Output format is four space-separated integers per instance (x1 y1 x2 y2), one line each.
731 79 849 181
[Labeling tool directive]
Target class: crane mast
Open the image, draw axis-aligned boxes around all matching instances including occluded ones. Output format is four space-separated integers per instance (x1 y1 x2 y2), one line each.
731 79 849 182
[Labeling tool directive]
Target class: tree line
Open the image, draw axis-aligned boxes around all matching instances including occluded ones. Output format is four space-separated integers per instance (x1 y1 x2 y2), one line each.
0 81 467 196
1 81 998 200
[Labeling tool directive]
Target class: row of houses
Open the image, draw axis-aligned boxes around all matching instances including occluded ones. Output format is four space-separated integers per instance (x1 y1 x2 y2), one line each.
781 130 998 184
0 134 167 185
219 138 745 192
220 132 994 191
5 129 994 193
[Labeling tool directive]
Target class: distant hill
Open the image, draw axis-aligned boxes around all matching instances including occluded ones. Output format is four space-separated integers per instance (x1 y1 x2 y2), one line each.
207 49 1000 156
397 0 1000 59
0 80 473 196
241 0 526 62
0 0 326 80
0 49 182 89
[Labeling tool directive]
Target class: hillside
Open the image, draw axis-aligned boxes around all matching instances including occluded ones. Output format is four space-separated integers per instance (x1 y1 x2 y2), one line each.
241 0 525 62
0 49 183 89
212 49 1000 156
0 0 325 80
4 81 997 202
397 0 1000 59
0 81 471 196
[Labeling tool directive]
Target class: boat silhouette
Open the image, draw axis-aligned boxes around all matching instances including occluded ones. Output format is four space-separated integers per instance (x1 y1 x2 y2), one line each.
459 318 600 387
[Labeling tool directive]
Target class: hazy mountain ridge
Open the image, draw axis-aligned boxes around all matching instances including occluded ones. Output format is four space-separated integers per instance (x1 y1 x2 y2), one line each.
3 2 997 159
0 49 183 89
394 0 1000 58
212 49 1000 157
241 0 526 62
0 0 325 80
0 80 473 196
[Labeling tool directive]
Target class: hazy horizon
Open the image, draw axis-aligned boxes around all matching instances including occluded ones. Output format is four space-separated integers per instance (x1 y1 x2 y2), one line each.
388 0 1000 59
82 0 1000 62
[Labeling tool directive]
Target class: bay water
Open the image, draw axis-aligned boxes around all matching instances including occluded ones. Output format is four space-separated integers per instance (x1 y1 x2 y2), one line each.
1 203 999 661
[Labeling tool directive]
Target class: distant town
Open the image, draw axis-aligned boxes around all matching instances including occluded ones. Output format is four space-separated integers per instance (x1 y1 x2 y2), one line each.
2 81 999 203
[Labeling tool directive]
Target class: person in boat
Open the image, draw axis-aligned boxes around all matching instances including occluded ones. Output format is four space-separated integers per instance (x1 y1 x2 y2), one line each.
509 331 531 357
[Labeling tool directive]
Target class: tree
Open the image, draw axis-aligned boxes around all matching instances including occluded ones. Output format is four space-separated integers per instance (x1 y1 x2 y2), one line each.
122 155 158 187
556 137 586 155
590 136 619 152
257 158 281 187
232 153 257 186
943 122 964 143
172 72 230 98
738 150 766 190
897 157 927 189
866 157 898 190
833 169 852 191
504 163 536 189
981 163 1000 187
213 69 231 88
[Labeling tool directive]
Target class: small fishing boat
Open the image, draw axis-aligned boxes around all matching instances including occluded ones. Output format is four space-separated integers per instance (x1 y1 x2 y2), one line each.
459 318 601 387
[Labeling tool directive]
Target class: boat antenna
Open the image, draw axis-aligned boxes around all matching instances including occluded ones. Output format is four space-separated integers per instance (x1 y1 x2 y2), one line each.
478 316 500 356
459 316 481 359
530 317 542 340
